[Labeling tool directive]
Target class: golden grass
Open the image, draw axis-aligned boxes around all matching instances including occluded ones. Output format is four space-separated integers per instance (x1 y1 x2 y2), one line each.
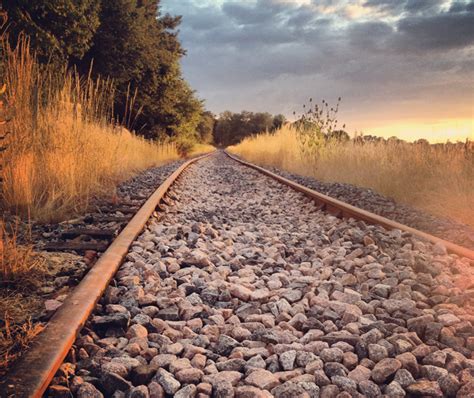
188 143 216 157
0 220 45 284
1 39 180 222
229 125 474 227
0 313 44 375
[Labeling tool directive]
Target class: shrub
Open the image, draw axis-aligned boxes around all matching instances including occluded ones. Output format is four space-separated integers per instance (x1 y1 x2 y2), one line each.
175 137 196 157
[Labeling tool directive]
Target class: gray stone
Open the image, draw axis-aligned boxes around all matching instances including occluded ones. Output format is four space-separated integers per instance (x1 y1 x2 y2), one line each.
174 385 197 398
320 348 344 363
279 350 297 370
100 372 133 395
384 381 405 397
153 369 181 395
393 369 415 388
77 383 104 398
438 374 461 397
358 380 382 398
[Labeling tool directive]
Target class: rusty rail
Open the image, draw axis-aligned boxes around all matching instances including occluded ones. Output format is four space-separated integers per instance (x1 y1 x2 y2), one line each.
225 151 474 261
0 153 209 398
2 149 473 397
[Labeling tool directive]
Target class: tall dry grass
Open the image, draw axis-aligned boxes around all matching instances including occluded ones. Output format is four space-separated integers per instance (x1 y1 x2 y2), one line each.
229 125 474 227
1 39 180 222
188 143 216 157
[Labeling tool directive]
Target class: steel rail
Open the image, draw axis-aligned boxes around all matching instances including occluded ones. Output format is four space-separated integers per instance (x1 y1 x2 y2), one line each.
225 151 474 261
0 153 210 398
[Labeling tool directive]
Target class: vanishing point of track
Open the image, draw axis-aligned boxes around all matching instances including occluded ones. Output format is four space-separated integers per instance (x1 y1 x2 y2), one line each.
1 150 473 397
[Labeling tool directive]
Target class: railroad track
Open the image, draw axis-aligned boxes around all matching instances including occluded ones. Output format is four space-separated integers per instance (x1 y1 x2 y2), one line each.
1 151 473 398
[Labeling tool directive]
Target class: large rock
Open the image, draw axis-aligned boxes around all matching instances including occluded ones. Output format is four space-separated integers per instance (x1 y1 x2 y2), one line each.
92 313 130 329
235 386 271 398
371 358 401 383
204 371 243 386
406 380 443 397
175 385 197 398
76 383 104 398
175 367 204 384
246 369 280 390
100 372 133 395
153 369 181 395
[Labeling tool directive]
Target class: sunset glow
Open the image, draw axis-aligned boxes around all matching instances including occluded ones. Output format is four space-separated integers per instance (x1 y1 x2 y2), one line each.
354 119 474 143
162 0 474 143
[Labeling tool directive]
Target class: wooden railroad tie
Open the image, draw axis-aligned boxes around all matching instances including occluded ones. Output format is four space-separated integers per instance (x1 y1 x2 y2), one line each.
60 228 117 240
43 241 109 253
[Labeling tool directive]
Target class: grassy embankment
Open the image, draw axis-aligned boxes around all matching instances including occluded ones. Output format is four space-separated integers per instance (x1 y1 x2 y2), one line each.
229 125 474 227
1 40 184 224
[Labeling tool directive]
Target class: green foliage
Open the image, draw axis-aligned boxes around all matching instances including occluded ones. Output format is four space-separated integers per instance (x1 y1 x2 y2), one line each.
2 0 100 65
175 136 195 157
81 0 205 138
196 111 216 144
214 111 285 147
3 0 206 142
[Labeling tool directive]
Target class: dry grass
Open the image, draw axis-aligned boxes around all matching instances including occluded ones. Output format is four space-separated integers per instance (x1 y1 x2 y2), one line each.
188 143 216 157
1 38 180 222
0 220 46 374
0 220 45 285
0 312 44 375
229 125 474 227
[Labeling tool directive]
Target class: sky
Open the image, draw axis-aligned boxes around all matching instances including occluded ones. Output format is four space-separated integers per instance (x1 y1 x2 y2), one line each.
161 0 474 142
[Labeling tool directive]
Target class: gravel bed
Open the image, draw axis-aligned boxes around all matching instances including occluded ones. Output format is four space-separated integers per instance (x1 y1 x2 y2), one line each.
48 153 474 397
30 159 188 320
0 159 186 377
265 166 474 250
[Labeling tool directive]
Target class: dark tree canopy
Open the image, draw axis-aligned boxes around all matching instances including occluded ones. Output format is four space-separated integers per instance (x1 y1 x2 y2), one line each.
3 0 203 140
196 111 216 144
214 111 286 147
2 0 100 65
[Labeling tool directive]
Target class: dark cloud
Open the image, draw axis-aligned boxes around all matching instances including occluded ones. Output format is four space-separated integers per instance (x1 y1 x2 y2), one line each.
347 21 394 51
222 0 288 25
161 0 474 130
363 0 406 14
395 6 474 51
404 0 444 13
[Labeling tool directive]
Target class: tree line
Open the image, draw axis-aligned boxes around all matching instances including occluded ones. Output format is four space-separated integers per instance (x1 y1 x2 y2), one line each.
2 0 203 141
213 111 286 147
1 1 287 146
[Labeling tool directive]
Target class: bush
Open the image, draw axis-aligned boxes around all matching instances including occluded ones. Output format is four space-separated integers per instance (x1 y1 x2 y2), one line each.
175 137 196 157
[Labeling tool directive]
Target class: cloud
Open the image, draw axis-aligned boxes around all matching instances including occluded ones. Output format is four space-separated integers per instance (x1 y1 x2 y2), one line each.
161 0 474 133
394 5 474 51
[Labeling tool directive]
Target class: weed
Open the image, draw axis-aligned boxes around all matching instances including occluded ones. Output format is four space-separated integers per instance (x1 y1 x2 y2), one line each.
0 220 44 285
0 312 43 375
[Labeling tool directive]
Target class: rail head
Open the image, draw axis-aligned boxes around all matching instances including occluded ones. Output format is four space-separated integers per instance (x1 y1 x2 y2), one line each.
0 153 211 398
224 151 474 261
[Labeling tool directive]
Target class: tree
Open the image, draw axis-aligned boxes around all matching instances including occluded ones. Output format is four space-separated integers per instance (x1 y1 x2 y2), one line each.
3 0 205 141
326 130 350 141
196 111 216 144
272 114 286 131
2 0 100 65
83 0 202 138
214 111 285 146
